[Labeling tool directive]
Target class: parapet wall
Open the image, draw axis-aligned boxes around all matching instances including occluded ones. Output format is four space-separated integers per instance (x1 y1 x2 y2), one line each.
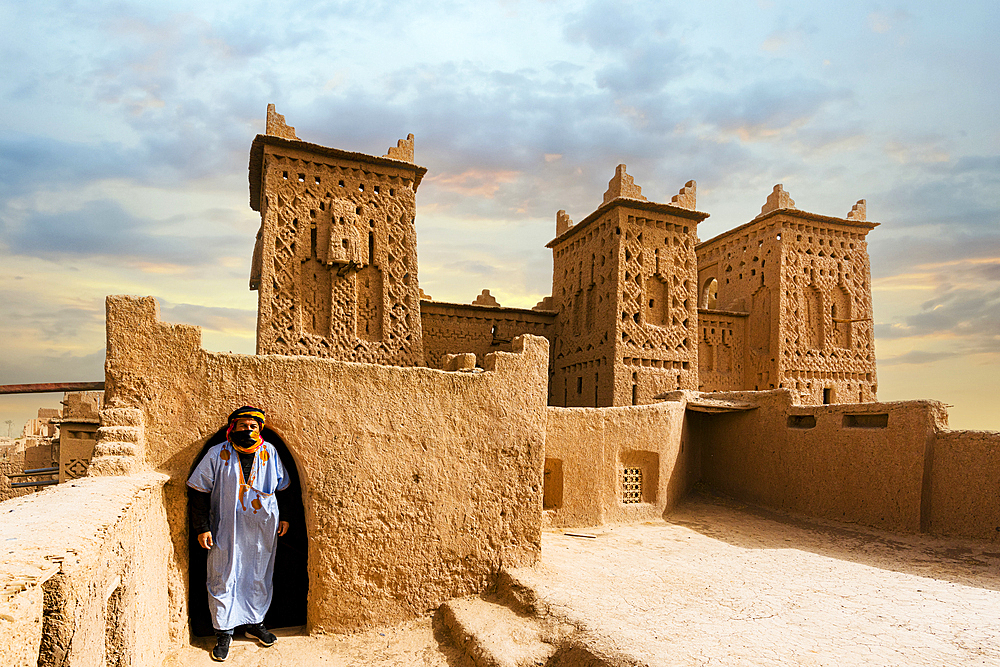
692 390 1000 540
0 474 172 667
927 429 1000 540
544 399 695 528
694 391 937 533
420 300 555 370
102 295 549 633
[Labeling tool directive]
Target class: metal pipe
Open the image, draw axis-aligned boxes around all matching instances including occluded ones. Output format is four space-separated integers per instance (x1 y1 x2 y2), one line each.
7 466 59 477
0 382 104 395
10 479 60 488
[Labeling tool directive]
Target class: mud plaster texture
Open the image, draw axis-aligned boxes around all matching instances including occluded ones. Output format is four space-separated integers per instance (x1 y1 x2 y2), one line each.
693 390 946 534
0 447 33 502
248 131 427 366
57 391 102 482
543 399 695 528
0 473 171 667
248 117 882 409
103 294 548 634
420 300 555 371
927 428 1000 540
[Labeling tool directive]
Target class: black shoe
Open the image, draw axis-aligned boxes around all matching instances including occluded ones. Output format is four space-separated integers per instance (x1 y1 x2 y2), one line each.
243 622 277 647
211 632 232 662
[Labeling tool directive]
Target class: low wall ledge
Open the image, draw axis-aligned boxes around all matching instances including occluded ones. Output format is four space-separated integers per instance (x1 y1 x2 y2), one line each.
0 473 169 588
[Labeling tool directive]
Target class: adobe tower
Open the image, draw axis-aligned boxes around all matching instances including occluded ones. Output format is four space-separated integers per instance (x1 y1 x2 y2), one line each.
248 105 427 365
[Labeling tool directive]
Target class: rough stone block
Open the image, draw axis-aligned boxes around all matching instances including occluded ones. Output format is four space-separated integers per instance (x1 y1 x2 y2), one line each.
443 353 477 371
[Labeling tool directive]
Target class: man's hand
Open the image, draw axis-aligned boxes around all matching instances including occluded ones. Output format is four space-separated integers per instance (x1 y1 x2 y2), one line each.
198 531 214 550
278 521 289 537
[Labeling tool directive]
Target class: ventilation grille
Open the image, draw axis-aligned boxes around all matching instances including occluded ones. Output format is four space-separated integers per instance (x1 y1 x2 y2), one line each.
623 467 642 504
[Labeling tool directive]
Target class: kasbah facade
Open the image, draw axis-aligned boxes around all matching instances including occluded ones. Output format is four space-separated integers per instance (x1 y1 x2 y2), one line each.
2 106 999 666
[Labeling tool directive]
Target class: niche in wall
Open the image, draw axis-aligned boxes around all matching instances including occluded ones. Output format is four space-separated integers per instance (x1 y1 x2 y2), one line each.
543 458 564 510
620 450 659 504
844 413 889 428
787 414 817 429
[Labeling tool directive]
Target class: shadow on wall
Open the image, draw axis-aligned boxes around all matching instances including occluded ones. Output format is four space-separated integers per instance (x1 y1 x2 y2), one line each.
186 427 308 637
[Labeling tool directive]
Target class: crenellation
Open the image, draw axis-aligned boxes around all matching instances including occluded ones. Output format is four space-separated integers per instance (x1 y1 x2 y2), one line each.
670 180 697 210
265 103 298 140
471 289 500 307
603 164 647 204
555 209 573 236
758 184 796 217
847 198 867 221
384 133 415 163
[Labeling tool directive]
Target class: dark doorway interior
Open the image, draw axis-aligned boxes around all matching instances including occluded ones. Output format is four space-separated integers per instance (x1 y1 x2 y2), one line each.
187 427 308 637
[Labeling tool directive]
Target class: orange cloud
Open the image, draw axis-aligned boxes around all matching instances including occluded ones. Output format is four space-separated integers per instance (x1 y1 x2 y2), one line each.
425 169 520 199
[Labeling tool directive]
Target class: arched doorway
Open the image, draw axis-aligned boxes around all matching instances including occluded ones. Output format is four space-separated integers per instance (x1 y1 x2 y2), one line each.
187 427 308 636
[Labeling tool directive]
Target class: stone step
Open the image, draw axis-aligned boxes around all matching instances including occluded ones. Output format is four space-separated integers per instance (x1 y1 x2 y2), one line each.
90 441 137 457
99 408 144 427
438 596 557 667
96 426 141 443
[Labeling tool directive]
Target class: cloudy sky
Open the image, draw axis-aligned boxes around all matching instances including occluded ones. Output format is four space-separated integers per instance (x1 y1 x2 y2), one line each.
1 0 997 433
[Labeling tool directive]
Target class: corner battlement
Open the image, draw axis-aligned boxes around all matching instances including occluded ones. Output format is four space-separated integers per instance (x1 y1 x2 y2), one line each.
757 184 796 217
384 133 415 162
603 164 647 204
265 103 298 141
847 199 867 222
670 180 697 210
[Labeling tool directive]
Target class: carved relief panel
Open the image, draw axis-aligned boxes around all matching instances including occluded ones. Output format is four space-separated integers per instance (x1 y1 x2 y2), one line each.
252 141 425 367
613 211 700 403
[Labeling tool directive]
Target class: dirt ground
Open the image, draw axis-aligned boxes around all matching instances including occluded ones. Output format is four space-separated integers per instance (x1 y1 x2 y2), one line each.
165 492 1000 666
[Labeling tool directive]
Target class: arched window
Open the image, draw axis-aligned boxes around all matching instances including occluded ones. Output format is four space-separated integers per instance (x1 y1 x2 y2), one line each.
701 277 719 309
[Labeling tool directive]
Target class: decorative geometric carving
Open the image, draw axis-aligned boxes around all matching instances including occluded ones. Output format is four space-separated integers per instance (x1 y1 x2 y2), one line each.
622 467 642 504
250 114 426 366
698 197 877 403
64 458 88 479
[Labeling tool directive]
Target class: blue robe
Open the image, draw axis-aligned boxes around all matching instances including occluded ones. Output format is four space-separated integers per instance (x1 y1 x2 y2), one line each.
187 440 289 631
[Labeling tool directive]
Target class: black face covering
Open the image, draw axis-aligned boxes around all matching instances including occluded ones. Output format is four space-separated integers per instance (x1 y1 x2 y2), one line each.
230 430 256 448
